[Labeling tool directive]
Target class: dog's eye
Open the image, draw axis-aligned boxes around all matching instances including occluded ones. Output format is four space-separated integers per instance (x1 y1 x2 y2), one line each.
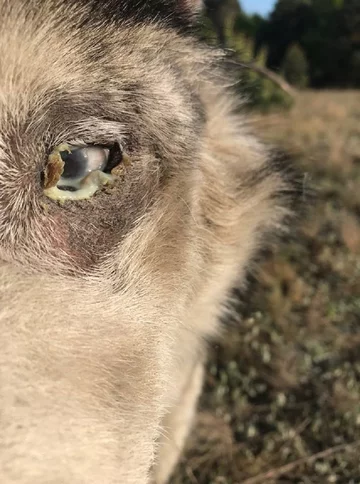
60 146 110 179
43 143 124 201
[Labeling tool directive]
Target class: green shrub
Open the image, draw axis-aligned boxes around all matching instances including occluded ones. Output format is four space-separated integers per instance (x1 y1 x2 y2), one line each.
197 8 293 111
282 44 309 89
232 33 293 110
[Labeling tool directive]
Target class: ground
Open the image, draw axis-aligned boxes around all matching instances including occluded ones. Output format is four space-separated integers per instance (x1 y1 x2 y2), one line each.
173 91 360 484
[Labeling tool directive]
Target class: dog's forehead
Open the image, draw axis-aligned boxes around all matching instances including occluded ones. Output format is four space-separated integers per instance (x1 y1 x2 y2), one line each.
0 2 179 122
0 6 131 143
74 0 201 27
0 6 102 88
0 0 199 52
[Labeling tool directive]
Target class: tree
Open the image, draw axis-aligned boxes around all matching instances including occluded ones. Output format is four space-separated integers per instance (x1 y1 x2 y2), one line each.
204 0 242 46
256 0 314 71
282 44 309 88
257 0 360 87
199 1 294 109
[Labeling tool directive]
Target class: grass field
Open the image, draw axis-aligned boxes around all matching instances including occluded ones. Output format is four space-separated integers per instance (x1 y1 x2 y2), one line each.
173 90 360 484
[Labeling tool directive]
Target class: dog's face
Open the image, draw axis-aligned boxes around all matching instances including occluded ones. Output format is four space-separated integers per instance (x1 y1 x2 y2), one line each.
0 0 208 271
0 1 298 483
0 1 208 481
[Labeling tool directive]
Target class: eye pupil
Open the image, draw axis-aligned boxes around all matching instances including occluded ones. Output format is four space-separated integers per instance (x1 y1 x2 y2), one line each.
60 146 110 180
57 185 78 192
60 149 88 179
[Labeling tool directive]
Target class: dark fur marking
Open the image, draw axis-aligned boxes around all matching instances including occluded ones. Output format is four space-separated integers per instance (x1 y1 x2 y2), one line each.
73 0 197 31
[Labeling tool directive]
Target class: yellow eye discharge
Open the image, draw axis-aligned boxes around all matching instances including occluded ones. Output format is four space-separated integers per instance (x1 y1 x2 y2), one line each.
43 143 124 201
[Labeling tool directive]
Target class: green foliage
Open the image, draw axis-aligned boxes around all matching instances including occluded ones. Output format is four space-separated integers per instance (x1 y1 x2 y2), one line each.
201 0 359 89
231 34 293 110
282 44 309 88
200 1 292 110
204 0 242 45
233 12 264 39
258 0 360 87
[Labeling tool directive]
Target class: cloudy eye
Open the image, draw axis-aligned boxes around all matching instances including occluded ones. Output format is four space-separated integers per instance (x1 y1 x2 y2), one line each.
60 146 110 181
43 142 124 201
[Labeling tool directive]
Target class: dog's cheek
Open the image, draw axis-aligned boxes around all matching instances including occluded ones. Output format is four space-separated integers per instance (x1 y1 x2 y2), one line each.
41 169 158 271
43 213 87 268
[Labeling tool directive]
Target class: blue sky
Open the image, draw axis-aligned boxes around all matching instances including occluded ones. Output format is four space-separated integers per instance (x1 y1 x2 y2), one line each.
241 0 276 17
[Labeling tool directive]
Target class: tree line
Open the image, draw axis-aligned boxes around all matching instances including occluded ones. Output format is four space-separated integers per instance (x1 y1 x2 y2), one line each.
202 0 360 89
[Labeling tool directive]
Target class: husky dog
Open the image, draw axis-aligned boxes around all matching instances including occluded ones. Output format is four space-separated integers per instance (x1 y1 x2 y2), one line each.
0 1 300 483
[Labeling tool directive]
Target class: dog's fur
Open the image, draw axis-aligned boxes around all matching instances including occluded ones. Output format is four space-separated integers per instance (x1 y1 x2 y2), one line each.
0 1 300 483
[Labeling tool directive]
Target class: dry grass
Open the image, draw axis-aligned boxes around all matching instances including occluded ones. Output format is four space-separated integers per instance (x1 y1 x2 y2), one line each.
173 91 360 484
